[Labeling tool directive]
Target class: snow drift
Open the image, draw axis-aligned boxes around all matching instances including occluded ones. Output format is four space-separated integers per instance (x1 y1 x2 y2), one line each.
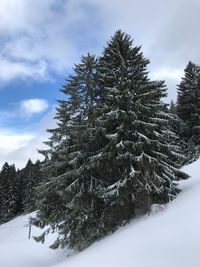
0 159 200 267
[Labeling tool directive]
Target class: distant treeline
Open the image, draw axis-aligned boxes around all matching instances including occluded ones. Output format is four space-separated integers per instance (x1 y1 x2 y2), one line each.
0 159 44 223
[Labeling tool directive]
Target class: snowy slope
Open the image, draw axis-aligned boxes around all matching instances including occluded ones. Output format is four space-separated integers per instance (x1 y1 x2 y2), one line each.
0 213 68 267
1 159 200 267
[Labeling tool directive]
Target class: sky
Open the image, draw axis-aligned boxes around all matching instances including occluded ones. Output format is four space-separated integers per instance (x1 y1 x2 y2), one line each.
0 0 199 168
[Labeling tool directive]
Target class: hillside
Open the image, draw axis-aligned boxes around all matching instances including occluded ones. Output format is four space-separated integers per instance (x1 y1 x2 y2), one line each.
0 159 200 267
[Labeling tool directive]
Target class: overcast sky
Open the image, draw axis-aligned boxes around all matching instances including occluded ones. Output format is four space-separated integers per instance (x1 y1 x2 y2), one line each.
0 0 199 168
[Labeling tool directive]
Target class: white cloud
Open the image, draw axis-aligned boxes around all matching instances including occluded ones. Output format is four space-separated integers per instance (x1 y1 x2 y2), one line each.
85 0 200 101
20 99 49 115
0 108 56 169
0 129 36 168
151 68 184 82
0 99 49 123
0 58 47 82
0 131 34 152
0 0 93 83
0 0 198 94
150 68 184 101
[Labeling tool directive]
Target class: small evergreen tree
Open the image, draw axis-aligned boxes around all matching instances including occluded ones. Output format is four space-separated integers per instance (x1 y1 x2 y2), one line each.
0 163 18 223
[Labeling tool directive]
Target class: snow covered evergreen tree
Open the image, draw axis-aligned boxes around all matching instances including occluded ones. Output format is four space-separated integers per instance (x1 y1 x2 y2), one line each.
0 163 18 223
33 54 105 250
94 30 188 228
177 61 200 161
33 31 188 251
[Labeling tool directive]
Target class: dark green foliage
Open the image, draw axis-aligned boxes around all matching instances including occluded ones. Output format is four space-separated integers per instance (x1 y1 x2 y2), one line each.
33 53 105 251
15 169 25 214
177 62 200 133
167 101 187 166
0 163 18 223
33 31 188 251
0 159 45 223
95 30 188 225
22 159 44 213
177 61 200 162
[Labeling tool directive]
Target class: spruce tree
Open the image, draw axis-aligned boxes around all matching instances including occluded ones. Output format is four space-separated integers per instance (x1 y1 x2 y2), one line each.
177 62 200 128
0 163 18 223
94 30 188 228
33 54 104 250
177 61 200 161
33 31 188 251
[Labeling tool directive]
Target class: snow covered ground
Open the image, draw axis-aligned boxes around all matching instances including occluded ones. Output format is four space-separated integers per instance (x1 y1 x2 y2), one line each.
1 159 200 267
